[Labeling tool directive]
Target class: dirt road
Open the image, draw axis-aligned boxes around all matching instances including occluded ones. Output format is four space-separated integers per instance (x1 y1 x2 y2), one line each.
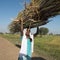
0 37 19 60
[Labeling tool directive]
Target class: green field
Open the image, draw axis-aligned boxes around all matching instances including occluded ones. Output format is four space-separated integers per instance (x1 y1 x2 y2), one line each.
34 35 60 60
0 34 60 60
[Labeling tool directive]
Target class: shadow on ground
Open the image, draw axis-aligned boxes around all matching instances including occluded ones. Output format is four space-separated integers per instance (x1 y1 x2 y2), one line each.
15 44 21 48
32 57 46 60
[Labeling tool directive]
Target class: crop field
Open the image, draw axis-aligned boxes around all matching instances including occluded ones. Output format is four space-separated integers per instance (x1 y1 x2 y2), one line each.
0 34 60 60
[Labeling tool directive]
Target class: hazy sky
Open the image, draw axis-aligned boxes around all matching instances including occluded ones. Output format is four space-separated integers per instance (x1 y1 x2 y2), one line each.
0 0 60 34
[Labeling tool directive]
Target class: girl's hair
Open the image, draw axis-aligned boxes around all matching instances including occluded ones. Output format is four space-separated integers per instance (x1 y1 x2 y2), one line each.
26 26 29 29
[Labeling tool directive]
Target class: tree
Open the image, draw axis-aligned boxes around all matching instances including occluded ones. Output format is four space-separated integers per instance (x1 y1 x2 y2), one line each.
39 27 49 35
49 33 53 35
0 32 3 34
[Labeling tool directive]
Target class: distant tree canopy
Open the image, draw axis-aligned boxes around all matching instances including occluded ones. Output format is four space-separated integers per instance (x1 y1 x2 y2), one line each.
39 27 49 35
9 0 60 33
0 32 3 34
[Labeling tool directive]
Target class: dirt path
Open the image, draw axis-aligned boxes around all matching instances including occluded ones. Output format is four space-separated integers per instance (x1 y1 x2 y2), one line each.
0 37 19 60
0 36 47 60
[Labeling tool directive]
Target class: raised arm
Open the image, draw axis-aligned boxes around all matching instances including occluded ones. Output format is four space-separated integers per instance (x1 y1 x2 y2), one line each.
20 19 23 36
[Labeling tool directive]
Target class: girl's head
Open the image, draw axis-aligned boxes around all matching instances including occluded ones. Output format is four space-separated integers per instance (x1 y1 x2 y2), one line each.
26 26 30 33
26 26 30 37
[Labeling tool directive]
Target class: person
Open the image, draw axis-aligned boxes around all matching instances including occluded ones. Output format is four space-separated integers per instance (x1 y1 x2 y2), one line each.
18 27 34 60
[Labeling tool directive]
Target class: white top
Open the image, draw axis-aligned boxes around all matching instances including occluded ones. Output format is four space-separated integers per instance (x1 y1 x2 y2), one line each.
19 29 34 55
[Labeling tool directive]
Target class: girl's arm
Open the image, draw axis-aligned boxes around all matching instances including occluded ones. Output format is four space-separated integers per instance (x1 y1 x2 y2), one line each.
20 19 23 36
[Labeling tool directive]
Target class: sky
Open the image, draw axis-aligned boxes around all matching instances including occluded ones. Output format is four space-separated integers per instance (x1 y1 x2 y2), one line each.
0 0 60 34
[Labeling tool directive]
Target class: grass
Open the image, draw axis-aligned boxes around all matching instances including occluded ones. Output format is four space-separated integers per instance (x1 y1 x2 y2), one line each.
0 34 20 44
0 34 60 60
34 35 60 60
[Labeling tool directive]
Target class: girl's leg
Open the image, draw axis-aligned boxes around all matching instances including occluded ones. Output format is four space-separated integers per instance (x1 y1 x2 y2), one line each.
18 54 27 60
18 56 23 60
26 55 31 60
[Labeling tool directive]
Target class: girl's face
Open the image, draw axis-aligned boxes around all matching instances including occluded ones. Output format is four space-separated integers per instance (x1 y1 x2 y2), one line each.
25 28 30 37
26 28 30 34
